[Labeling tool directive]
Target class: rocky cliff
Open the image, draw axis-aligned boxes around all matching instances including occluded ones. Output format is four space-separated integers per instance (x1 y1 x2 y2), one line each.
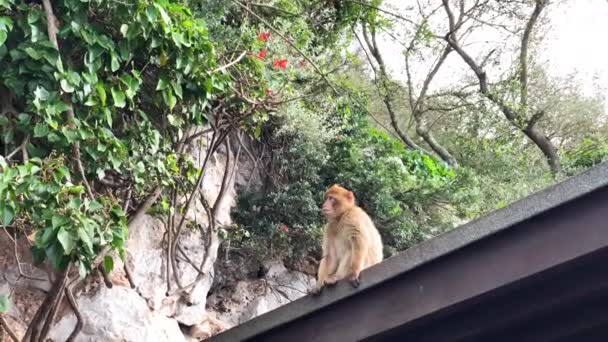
0 131 314 341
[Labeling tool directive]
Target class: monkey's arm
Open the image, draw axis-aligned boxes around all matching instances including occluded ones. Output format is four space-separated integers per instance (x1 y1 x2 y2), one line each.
348 228 366 287
317 254 330 283
313 228 333 294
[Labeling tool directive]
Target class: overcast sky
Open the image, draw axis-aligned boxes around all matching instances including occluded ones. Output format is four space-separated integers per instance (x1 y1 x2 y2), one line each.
541 0 608 100
369 0 608 110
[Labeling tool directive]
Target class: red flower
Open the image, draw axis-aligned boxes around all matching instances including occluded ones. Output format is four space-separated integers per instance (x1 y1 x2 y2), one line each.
280 224 288 232
272 59 288 69
257 49 267 59
257 32 271 42
265 89 272 95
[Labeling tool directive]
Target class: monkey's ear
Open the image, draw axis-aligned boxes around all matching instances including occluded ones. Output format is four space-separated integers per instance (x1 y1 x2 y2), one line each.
346 191 354 202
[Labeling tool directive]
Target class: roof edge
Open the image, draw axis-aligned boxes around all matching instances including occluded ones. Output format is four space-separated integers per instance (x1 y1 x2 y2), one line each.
211 161 608 342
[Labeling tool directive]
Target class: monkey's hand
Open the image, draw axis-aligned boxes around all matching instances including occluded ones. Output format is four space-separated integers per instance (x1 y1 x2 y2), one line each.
324 275 338 285
310 280 325 295
347 270 360 288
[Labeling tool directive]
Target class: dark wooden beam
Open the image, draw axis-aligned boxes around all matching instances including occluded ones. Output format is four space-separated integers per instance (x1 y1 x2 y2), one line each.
211 162 608 342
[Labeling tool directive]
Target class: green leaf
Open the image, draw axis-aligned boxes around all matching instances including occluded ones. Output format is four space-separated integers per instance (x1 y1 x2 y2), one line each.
103 255 114 273
77 226 93 253
34 123 49 137
0 295 9 313
154 3 171 26
171 32 190 47
96 168 105 179
0 31 6 46
86 200 103 211
0 16 13 31
84 96 98 106
110 51 120 72
38 227 55 247
104 108 113 127
55 165 71 182
78 260 87 278
46 242 64 269
156 75 169 90
119 73 139 99
30 24 41 42
34 86 49 101
145 5 157 23
67 185 84 194
111 87 126 108
24 47 42 60
96 83 107 106
1 204 14 226
52 215 69 228
27 10 42 24
57 227 75 255
151 36 161 48
120 24 128 37
163 89 176 110
167 114 177 126
60 79 75 93
66 198 81 210
172 82 183 99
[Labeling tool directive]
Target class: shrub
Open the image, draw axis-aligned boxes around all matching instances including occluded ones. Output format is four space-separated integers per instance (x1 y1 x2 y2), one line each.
232 97 458 262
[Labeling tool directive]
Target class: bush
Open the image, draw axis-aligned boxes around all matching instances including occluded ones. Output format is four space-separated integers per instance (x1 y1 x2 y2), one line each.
564 137 608 175
231 97 458 262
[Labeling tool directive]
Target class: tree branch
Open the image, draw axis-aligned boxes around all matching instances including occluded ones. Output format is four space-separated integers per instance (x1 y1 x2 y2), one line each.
42 0 94 199
213 51 247 73
442 0 561 174
0 315 19 342
64 281 83 342
360 23 427 152
519 0 546 110
232 0 339 95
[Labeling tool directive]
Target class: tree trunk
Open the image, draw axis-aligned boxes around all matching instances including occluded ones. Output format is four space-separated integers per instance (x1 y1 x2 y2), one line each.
523 125 561 175
416 124 458 167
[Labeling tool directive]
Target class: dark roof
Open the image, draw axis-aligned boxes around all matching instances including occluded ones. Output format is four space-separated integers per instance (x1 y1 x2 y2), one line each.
211 161 608 342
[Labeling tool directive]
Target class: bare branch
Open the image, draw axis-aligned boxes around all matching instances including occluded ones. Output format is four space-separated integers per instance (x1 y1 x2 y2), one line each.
212 136 232 218
414 44 452 113
249 2 298 16
360 24 427 152
2 228 47 282
0 315 19 342
520 0 546 109
345 0 417 25
213 51 247 73
441 0 561 174
64 281 83 342
4 135 29 162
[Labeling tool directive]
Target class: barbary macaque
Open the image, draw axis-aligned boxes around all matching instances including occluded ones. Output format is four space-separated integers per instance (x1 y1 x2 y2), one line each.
312 184 383 294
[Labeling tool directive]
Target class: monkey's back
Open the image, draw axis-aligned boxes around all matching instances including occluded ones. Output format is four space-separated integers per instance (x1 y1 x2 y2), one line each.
343 207 384 267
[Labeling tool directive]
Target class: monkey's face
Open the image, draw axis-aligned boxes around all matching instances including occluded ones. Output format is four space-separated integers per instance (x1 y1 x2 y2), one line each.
322 185 355 220
322 195 337 219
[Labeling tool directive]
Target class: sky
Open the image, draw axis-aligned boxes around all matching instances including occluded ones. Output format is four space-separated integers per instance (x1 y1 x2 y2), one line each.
541 0 608 100
366 0 608 111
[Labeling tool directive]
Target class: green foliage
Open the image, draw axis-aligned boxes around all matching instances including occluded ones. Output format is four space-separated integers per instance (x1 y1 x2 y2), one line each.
0 0 239 275
322 127 455 253
0 157 126 273
0 294 8 313
445 132 553 217
232 96 457 261
564 137 608 175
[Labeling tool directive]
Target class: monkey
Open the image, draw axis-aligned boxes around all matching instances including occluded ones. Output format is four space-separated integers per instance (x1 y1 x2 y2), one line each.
312 184 383 294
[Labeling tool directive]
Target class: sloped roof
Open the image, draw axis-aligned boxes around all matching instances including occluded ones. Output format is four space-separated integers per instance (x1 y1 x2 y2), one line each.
211 161 608 342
